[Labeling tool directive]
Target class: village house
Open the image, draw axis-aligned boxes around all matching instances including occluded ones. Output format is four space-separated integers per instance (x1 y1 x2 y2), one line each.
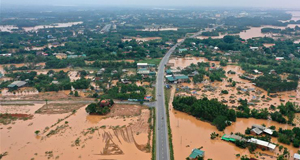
0 53 12 57
248 138 276 151
166 74 189 83
275 57 284 61
165 69 181 75
178 48 188 53
251 124 274 135
7 81 27 89
294 153 300 160
269 69 277 75
36 51 48 56
144 95 152 102
221 134 246 142
250 47 259 51
97 68 106 75
188 148 205 160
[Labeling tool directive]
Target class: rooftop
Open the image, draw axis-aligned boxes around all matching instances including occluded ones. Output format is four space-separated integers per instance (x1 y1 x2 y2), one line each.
7 81 27 88
189 149 204 159
248 138 276 150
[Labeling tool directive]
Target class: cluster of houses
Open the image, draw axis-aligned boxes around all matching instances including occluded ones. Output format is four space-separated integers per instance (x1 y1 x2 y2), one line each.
221 124 277 151
165 67 189 83
137 63 156 78
222 133 276 151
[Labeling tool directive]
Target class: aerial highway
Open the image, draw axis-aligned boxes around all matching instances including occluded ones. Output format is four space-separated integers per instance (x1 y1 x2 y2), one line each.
155 26 218 160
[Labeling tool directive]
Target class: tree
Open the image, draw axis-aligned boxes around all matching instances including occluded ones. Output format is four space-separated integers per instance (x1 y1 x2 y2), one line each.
213 115 227 131
35 130 40 135
74 91 79 97
232 81 236 87
223 35 236 43
293 139 300 148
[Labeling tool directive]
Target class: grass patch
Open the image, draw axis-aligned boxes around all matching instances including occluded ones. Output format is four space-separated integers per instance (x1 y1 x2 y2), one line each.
151 107 156 160
139 58 162 66
164 88 174 160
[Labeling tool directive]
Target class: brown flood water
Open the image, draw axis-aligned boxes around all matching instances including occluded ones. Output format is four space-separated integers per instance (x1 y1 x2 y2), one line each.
0 104 151 160
169 86 298 160
169 57 218 69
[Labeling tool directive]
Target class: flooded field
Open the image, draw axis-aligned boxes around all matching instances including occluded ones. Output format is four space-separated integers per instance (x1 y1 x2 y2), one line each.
168 56 218 69
287 11 300 21
0 25 18 32
23 22 83 32
196 25 299 40
169 86 298 160
170 57 299 109
0 104 152 160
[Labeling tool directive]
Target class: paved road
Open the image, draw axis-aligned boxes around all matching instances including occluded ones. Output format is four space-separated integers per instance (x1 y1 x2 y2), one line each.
155 26 219 160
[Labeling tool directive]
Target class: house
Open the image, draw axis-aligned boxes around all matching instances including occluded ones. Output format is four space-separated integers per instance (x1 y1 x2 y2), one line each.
247 138 276 150
251 128 263 135
52 81 59 84
269 69 277 75
275 57 284 61
144 96 152 102
250 47 259 51
222 134 246 142
165 69 181 75
251 124 274 135
7 81 27 88
178 48 188 53
100 100 111 107
0 53 12 57
253 69 261 74
137 63 149 69
137 68 156 75
97 68 105 75
166 74 189 83
36 51 48 56
189 148 205 160
121 79 130 84
294 153 300 160
165 41 173 45
0 72 3 78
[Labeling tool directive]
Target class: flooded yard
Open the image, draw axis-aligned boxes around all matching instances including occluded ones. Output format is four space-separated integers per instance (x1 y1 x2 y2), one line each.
0 104 152 160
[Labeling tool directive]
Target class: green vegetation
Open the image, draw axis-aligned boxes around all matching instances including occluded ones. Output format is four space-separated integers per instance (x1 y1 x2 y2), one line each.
253 75 298 93
102 84 146 100
85 99 114 115
173 96 236 131
139 58 162 65
151 108 156 160
164 88 174 160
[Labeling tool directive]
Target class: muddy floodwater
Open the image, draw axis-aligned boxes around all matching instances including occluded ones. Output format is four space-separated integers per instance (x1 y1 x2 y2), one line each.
23 22 83 32
0 104 151 160
197 25 299 40
169 87 298 160
168 56 300 159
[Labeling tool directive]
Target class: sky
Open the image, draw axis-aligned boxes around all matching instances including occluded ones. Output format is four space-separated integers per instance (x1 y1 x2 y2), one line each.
2 0 300 9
